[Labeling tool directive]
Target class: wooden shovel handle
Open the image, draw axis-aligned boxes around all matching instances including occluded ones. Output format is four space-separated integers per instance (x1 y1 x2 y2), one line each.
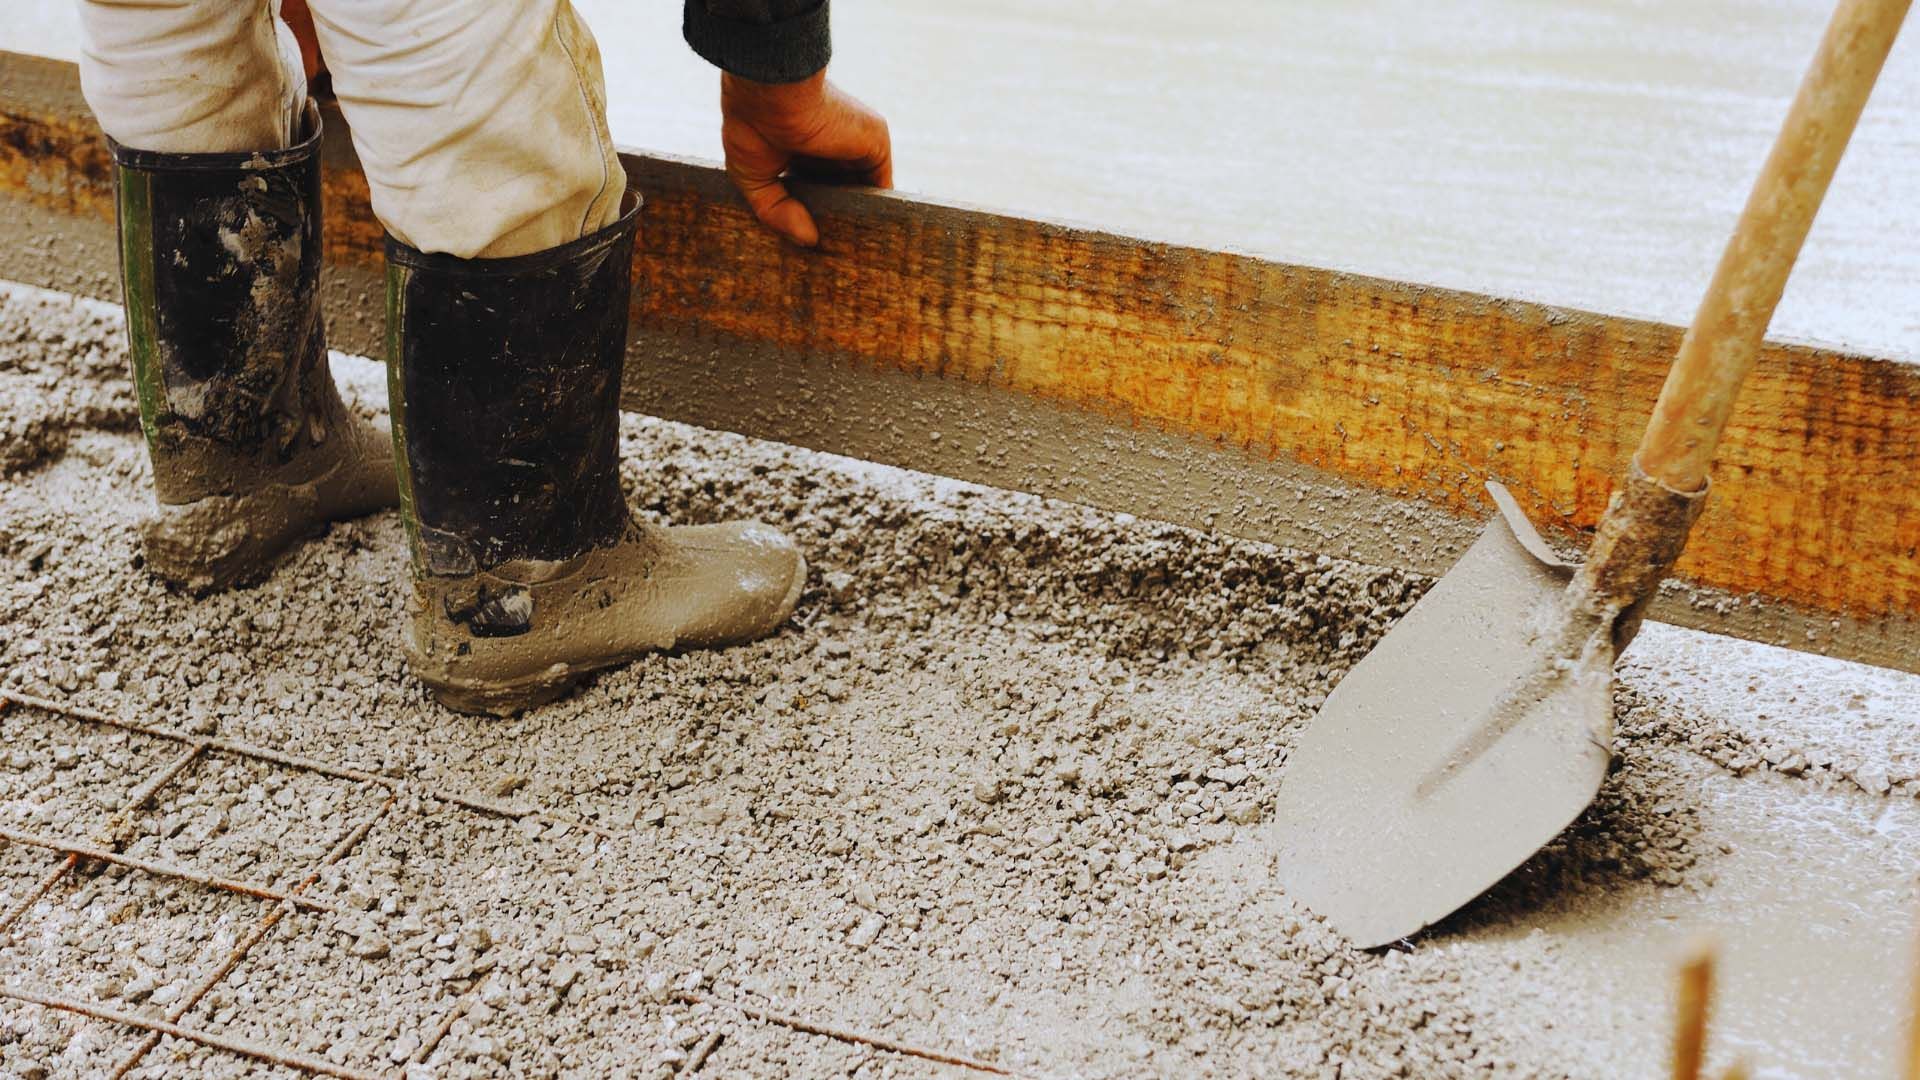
1637 0 1911 492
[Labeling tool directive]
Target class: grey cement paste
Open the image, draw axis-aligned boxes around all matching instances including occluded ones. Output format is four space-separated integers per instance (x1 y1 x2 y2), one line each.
1 283 1918 1077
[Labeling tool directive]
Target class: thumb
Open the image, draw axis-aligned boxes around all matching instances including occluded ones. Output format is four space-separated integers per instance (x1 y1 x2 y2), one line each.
737 175 819 248
723 121 820 248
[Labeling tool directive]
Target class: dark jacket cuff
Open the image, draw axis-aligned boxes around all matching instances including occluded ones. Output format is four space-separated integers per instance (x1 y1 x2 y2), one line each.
683 0 831 84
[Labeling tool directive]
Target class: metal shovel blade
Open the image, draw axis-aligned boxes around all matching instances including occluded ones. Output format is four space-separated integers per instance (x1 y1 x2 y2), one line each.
1269 497 1616 947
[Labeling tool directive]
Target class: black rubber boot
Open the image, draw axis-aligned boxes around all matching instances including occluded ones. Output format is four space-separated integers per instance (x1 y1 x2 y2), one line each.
110 106 398 592
386 198 806 716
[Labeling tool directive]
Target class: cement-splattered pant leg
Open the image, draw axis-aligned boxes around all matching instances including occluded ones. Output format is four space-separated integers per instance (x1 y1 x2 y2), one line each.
77 0 625 259
79 0 309 153
303 0 626 258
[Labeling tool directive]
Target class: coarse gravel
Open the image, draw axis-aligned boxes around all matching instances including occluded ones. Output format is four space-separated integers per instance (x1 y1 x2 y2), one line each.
2 281 1917 1079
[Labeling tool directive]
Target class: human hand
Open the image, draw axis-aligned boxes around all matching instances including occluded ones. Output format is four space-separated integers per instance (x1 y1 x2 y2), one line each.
719 70 892 247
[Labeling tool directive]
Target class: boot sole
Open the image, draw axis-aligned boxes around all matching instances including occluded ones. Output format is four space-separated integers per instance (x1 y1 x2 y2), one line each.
420 662 611 718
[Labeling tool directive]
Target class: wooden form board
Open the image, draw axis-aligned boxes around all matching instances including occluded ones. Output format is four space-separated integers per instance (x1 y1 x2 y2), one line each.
2 50 1915 672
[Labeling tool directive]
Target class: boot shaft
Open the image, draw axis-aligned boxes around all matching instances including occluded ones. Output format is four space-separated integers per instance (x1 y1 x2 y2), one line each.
110 105 334 503
383 199 808 717
385 199 640 578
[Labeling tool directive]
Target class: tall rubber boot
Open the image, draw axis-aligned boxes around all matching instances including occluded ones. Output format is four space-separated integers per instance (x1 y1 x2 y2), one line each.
386 199 807 716
110 106 397 592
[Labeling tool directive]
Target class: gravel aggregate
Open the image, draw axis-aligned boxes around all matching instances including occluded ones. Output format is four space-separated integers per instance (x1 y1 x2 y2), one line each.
2 282 1916 1078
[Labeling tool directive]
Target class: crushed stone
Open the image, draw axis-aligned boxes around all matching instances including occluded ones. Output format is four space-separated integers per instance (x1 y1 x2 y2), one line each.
2 281 1917 1078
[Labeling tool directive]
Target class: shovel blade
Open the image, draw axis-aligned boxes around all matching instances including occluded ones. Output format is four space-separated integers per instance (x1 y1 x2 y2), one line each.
1269 511 1615 948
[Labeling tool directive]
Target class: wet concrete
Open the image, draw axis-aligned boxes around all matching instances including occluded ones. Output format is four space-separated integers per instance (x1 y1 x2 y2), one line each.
5 281 1915 1077
18 0 1913 356
1452 750 1920 1077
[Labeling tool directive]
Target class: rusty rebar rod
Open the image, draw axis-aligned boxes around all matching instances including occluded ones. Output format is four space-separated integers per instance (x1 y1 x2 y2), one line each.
109 795 398 1080
0 983 387 1080
0 824 339 914
2 694 606 1078
1 689 613 837
0 739 207 940
406 994 470 1070
3 690 398 785
681 1029 725 1075
0 856 77 939
1 695 517 1080
117 742 210 823
675 990 1024 1077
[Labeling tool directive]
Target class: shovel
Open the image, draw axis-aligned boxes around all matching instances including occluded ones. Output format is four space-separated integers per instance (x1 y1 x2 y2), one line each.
1267 0 1912 949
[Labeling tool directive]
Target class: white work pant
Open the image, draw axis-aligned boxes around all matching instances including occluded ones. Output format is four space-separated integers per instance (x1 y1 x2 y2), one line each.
78 0 626 258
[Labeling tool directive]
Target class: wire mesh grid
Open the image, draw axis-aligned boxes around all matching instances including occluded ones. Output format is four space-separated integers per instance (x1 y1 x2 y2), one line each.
0 689 594 1079
1 688 1032 1079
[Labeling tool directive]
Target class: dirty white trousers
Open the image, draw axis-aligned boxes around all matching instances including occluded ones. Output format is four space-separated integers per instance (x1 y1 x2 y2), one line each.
78 0 626 258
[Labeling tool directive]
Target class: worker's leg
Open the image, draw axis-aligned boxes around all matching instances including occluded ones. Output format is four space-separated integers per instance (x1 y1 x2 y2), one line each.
304 1 804 714
78 0 398 593
302 0 625 258
79 0 306 152
381 199 807 715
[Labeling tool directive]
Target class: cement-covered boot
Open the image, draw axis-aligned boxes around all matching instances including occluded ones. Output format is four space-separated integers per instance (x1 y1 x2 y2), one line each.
110 107 397 593
386 201 806 716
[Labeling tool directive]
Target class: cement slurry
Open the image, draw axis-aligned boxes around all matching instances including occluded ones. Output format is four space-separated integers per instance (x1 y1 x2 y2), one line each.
3 281 1918 1077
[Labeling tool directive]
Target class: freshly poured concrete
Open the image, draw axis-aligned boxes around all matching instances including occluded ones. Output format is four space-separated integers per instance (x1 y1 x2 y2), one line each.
1482 760 1920 1075
3 282 1919 1077
16 0 1916 356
